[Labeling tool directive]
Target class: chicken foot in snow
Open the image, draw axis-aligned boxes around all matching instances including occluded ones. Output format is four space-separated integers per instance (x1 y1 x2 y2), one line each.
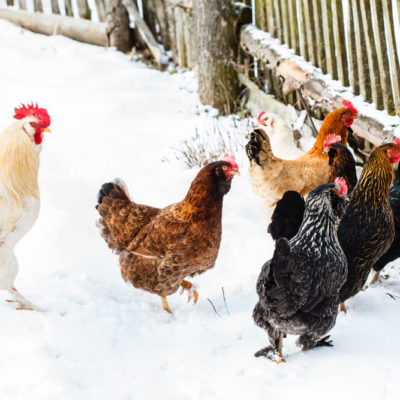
7 288 45 312
254 332 286 363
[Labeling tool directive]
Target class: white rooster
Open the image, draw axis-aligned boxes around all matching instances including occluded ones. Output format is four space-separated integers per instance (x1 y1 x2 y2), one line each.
0 104 51 311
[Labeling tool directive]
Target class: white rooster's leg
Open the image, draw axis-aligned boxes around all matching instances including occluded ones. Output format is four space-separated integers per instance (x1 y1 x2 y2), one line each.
8 288 45 312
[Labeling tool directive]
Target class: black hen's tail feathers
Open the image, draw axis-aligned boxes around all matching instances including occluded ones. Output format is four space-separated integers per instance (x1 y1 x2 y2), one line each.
245 128 268 166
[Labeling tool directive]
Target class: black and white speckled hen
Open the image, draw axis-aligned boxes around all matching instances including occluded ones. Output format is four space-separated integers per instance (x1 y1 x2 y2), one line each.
253 179 348 362
370 168 400 284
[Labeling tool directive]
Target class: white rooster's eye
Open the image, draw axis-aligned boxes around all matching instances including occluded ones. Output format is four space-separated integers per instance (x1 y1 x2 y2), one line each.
29 122 38 129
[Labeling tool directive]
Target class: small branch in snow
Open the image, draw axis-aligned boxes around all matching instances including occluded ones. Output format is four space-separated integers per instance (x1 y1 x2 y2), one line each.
221 287 230 316
385 292 400 300
297 88 318 137
207 298 222 318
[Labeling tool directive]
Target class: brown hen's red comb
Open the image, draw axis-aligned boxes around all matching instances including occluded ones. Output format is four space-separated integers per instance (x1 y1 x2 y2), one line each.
14 103 51 128
334 177 348 196
342 100 358 115
224 154 239 170
324 135 342 149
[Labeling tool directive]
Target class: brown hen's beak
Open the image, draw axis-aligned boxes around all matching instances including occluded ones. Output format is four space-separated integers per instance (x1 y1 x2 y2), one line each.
43 128 51 133
232 170 240 176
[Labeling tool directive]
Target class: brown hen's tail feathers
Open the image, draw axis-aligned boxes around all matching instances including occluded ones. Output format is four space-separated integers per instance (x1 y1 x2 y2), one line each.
96 179 130 252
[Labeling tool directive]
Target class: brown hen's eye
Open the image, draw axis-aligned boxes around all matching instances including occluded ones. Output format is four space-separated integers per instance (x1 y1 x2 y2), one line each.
222 166 228 171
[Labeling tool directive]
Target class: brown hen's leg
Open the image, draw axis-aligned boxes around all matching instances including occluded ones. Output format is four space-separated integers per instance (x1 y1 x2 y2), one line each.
369 270 381 285
339 302 346 313
8 288 45 312
180 280 199 304
161 296 172 314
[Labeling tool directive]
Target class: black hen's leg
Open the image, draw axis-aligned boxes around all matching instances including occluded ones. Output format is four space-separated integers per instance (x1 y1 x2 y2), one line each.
298 334 333 351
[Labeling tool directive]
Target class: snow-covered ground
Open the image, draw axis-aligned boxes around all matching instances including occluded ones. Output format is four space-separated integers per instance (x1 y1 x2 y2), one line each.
0 20 399 400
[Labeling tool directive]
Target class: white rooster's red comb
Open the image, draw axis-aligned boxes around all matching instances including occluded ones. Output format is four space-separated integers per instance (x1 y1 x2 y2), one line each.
394 138 400 147
342 100 358 115
257 111 268 127
224 154 239 170
324 135 342 150
334 177 348 196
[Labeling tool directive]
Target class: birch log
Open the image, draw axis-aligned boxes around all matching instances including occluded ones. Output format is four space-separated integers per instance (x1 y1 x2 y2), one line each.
0 9 108 47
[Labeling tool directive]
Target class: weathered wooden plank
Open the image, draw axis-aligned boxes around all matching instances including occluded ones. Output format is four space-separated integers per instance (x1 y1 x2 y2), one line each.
382 0 400 115
77 0 91 20
50 0 60 15
6 0 14 6
64 0 74 17
255 0 266 30
17 0 26 10
321 0 337 79
332 0 349 86
280 0 290 47
360 0 381 108
370 0 393 112
264 0 275 34
34 0 43 12
346 0 359 94
272 0 283 41
288 0 299 55
95 0 106 22
302 0 316 65
351 0 371 101
123 0 168 68
297 0 309 60
311 0 325 72
240 24 396 146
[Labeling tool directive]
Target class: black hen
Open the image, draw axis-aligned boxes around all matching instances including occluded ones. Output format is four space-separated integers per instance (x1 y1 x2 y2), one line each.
267 191 305 241
371 168 400 282
338 143 400 308
267 142 356 241
253 181 348 361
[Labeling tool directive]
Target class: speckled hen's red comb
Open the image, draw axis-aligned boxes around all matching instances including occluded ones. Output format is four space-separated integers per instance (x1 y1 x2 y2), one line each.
224 154 239 170
324 135 342 150
394 138 400 147
334 177 348 196
342 100 358 115
14 103 51 128
257 111 268 126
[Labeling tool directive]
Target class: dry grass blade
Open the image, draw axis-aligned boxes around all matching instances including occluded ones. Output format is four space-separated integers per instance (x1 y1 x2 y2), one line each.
221 286 230 316
207 298 222 318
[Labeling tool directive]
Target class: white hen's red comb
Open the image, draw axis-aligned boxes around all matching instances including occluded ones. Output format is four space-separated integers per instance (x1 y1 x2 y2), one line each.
342 100 358 115
334 177 348 196
224 154 239 170
257 111 268 126
394 138 400 147
324 135 342 150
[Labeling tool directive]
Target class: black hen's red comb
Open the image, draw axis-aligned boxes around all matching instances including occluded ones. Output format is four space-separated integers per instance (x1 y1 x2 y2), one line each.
14 103 51 128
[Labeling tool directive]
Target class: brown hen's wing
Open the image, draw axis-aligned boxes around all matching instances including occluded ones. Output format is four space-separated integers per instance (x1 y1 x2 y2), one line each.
97 181 161 251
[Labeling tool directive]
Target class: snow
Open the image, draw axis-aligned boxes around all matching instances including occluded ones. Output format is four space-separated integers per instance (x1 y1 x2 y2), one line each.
0 19 400 400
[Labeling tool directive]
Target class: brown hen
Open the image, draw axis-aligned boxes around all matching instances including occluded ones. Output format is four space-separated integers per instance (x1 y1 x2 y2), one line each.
96 157 239 313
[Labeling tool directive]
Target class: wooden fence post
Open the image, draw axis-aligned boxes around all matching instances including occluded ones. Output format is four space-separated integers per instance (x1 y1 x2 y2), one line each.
321 0 337 80
332 0 348 85
297 0 308 61
64 0 74 17
382 0 400 115
51 0 60 14
311 0 325 72
347 0 359 94
77 0 91 20
302 0 316 66
6 0 14 6
96 0 107 22
288 0 299 55
34 0 43 12
272 0 283 41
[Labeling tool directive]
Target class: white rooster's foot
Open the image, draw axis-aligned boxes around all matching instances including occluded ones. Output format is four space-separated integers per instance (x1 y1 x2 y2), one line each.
179 280 199 305
8 288 45 312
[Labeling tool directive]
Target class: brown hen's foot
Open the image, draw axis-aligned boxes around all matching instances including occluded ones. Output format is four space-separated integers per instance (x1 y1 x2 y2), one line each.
369 270 381 285
8 288 45 312
339 302 346 313
180 280 199 304
254 346 286 363
161 296 172 314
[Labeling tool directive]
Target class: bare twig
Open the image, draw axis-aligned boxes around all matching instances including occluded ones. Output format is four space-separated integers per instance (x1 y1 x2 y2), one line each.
297 87 318 137
386 292 400 300
221 287 230 316
207 298 222 318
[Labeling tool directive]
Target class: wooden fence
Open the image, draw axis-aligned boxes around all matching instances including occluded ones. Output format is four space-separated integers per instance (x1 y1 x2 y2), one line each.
254 0 400 116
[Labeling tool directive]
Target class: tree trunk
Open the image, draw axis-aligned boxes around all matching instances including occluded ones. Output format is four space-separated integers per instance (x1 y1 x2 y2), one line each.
193 0 240 115
106 0 133 53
